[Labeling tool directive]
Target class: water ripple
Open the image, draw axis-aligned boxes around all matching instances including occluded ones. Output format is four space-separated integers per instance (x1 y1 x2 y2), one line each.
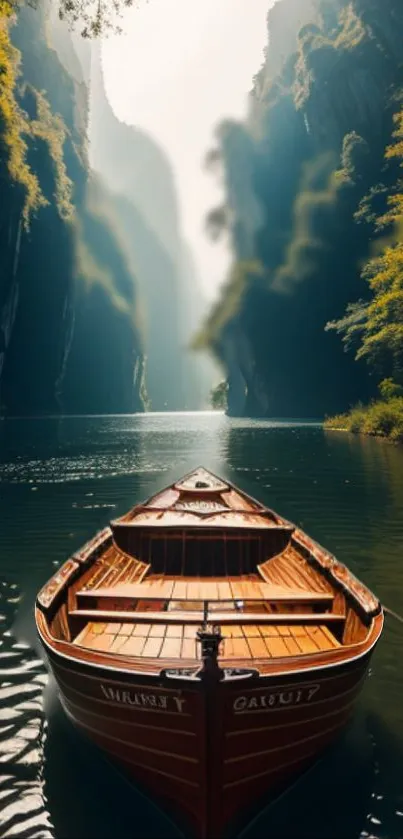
0 580 54 839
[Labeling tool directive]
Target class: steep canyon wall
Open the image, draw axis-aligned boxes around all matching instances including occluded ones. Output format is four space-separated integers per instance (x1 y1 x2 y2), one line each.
199 0 403 417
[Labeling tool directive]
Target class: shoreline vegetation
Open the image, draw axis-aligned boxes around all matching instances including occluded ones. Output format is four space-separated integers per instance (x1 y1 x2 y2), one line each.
324 396 403 443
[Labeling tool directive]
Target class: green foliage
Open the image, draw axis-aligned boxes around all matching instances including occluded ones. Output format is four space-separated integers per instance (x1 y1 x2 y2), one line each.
386 108 403 165
0 8 73 226
356 242 403 378
337 132 370 186
3 0 146 37
271 152 340 294
330 104 403 386
29 89 74 220
325 300 369 354
0 12 46 225
334 3 367 50
379 378 403 399
210 380 228 411
325 397 403 442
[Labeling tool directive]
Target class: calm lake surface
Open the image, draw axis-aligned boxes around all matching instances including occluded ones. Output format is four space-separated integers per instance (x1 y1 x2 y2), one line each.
1 412 403 839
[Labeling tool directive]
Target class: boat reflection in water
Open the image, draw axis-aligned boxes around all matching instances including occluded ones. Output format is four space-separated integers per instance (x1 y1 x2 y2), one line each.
35 468 383 838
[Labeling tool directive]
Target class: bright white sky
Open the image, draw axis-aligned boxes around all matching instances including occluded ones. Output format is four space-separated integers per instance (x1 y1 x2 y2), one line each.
102 0 272 301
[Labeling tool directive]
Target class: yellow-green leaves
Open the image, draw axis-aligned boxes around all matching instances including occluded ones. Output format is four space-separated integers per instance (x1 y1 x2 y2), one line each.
0 15 46 226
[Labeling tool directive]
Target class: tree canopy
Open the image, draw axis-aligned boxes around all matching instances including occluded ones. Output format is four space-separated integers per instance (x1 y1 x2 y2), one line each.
327 106 403 386
5 0 148 37
210 381 228 411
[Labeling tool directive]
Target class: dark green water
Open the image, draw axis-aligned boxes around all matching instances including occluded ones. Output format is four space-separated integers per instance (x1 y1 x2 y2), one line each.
1 413 403 839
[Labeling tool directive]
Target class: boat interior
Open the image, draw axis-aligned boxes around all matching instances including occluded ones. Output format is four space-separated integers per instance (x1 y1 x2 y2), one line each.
38 469 381 672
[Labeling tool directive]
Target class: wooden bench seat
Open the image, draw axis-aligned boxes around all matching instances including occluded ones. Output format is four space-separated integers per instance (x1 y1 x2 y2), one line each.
70 608 345 627
76 582 334 606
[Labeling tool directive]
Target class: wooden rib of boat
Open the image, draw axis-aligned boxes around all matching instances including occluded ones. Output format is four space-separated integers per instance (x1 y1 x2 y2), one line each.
35 467 383 838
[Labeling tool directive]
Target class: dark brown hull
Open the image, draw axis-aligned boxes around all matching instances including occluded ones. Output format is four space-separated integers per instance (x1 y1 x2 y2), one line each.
35 469 384 836
42 640 376 838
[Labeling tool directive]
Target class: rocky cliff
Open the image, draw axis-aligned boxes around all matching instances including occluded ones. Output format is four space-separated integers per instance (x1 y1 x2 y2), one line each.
0 2 146 416
199 0 403 417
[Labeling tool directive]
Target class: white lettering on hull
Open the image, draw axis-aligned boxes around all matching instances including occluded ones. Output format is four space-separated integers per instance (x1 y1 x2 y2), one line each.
233 684 320 712
100 684 185 712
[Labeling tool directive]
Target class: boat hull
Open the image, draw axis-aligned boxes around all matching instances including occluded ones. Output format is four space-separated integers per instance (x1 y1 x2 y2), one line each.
43 644 373 838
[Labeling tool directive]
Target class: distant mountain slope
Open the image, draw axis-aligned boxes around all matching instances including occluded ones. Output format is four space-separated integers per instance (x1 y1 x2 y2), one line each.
87 44 215 410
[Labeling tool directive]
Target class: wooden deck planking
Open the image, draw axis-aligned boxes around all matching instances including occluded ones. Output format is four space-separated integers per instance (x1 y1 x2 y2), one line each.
172 581 188 599
165 624 184 639
260 547 334 597
126 561 145 583
306 625 335 651
204 581 220 600
80 543 148 594
110 557 134 587
181 637 199 659
217 581 233 600
104 622 121 634
259 624 280 637
276 624 291 636
119 635 147 656
92 622 107 635
149 624 166 638
231 638 250 658
229 580 245 600
263 636 290 657
319 624 341 648
132 623 151 637
198 581 214 600
295 635 319 654
73 625 92 646
109 635 126 652
142 636 164 657
241 579 263 600
288 624 309 638
88 634 112 652
72 615 341 659
222 637 235 657
242 625 262 638
230 624 245 638
283 637 301 656
160 635 183 658
247 637 268 658
153 579 175 598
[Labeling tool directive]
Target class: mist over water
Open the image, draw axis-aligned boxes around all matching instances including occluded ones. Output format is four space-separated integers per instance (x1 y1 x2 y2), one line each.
1 414 403 838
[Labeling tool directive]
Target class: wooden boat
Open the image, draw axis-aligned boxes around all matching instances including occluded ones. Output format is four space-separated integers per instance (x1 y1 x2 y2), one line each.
35 468 383 837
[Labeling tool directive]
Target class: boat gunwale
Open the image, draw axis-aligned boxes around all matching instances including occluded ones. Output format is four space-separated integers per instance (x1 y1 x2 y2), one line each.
110 522 295 531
